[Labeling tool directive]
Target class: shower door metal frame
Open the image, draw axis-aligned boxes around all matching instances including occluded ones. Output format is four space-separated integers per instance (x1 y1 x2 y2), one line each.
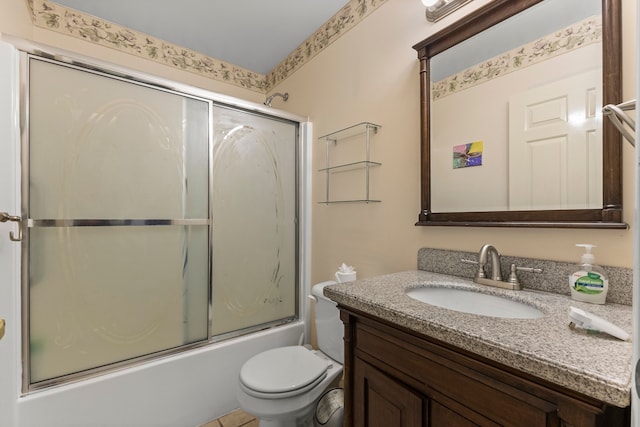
207 102 302 343
16 44 308 393
19 52 215 392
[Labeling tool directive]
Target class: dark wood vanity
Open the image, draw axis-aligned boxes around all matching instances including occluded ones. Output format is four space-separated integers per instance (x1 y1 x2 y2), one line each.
340 308 629 426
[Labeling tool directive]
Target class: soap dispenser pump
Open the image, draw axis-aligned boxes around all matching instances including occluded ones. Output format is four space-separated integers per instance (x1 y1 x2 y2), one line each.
569 244 608 304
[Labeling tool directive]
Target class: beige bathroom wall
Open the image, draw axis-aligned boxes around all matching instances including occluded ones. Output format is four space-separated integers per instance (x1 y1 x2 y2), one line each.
273 0 638 284
1 0 636 280
0 0 264 104
0 0 32 39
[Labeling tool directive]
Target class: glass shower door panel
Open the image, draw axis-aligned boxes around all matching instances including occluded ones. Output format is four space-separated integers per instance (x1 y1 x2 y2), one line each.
27 58 210 383
211 106 297 335
28 226 209 383
28 58 210 220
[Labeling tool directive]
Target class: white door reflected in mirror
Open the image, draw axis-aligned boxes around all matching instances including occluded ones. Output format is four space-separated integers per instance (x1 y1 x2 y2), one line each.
508 70 602 210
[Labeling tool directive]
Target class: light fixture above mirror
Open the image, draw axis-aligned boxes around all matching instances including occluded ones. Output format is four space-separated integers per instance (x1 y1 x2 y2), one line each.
422 0 474 22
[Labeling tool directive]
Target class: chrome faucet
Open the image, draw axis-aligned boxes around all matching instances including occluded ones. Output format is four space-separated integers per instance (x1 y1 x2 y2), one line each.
461 244 543 290
472 244 522 290
477 244 502 281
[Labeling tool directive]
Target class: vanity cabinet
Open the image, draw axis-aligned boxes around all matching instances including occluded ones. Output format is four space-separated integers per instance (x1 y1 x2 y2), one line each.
341 309 630 427
354 359 424 426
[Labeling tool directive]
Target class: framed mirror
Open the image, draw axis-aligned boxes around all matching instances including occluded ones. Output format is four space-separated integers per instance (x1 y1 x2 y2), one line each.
412 0 625 228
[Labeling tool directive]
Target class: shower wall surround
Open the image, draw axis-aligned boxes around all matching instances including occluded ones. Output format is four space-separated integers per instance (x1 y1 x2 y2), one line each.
418 247 633 305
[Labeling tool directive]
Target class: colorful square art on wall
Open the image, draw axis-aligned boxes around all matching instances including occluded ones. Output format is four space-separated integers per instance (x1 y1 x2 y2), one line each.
453 141 483 169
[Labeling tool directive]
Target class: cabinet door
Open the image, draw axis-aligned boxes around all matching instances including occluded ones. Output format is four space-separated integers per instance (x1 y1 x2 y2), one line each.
353 358 424 427
430 401 481 427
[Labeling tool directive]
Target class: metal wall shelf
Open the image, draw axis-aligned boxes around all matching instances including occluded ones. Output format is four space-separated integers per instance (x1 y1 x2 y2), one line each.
318 122 381 204
321 199 381 204
318 160 381 173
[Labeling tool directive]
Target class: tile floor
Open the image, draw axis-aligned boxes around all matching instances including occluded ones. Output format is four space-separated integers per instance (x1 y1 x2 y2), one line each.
200 409 258 427
200 368 343 426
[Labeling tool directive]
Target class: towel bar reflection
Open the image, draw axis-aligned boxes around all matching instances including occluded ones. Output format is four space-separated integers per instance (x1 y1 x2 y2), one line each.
603 99 636 146
0 212 22 242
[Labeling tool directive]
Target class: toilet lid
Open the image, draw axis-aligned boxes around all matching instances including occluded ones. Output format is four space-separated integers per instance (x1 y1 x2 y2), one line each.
240 346 329 394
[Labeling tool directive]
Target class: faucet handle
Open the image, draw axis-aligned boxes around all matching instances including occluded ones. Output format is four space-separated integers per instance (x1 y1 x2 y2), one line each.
507 264 543 285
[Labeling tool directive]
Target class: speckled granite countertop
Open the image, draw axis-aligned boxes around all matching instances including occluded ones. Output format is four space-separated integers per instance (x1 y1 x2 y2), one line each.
324 270 633 407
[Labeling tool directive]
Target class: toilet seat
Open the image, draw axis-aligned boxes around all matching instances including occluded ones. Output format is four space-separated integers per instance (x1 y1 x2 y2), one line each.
240 346 329 399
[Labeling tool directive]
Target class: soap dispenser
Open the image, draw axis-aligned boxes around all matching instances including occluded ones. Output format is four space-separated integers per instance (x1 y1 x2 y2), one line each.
569 244 608 304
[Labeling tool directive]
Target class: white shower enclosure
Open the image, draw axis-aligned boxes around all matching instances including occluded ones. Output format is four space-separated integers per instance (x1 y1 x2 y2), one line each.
0 40 309 426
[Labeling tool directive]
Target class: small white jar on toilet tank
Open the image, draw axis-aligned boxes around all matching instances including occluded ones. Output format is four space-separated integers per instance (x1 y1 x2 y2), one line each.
334 263 356 283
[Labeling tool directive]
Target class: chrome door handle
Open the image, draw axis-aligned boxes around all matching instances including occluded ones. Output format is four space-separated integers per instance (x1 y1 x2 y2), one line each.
0 212 22 242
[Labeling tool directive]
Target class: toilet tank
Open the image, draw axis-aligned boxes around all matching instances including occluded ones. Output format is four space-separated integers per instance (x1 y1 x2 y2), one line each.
311 281 344 364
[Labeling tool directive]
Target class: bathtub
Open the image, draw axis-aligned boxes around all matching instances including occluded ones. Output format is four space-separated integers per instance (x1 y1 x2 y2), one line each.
16 322 305 427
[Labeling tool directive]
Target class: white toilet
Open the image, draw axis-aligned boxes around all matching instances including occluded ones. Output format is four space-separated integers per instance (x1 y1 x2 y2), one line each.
237 281 344 427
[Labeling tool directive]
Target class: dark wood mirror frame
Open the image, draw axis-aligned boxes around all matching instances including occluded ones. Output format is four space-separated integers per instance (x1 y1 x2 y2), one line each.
412 0 625 228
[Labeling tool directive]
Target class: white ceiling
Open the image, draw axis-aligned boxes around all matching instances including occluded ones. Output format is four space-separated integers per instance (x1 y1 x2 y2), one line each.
52 0 350 75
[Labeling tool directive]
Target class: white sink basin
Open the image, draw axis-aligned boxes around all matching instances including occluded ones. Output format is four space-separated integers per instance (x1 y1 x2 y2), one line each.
406 287 544 319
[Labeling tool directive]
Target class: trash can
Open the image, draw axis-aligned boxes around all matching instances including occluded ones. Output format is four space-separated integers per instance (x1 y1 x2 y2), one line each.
314 388 344 427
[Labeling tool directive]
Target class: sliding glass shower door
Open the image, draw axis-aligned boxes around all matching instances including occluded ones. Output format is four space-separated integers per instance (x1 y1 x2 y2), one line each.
24 55 299 390
26 57 211 386
211 106 298 336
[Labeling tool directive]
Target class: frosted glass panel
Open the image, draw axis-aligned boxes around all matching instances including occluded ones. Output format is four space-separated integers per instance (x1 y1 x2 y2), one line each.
27 57 210 384
29 226 209 382
211 106 297 335
29 59 209 220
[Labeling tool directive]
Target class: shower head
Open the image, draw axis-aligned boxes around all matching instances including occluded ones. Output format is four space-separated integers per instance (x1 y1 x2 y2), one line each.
264 92 289 107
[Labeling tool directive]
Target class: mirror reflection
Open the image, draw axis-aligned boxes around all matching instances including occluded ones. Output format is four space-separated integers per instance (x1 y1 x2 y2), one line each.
431 0 602 212
413 0 624 228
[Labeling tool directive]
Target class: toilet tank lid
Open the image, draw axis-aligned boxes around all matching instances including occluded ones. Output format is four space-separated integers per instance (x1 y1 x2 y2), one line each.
311 281 338 301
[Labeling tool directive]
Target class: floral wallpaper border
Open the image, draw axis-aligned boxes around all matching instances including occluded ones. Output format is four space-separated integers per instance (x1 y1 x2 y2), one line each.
266 0 386 89
26 0 387 94
432 16 602 101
